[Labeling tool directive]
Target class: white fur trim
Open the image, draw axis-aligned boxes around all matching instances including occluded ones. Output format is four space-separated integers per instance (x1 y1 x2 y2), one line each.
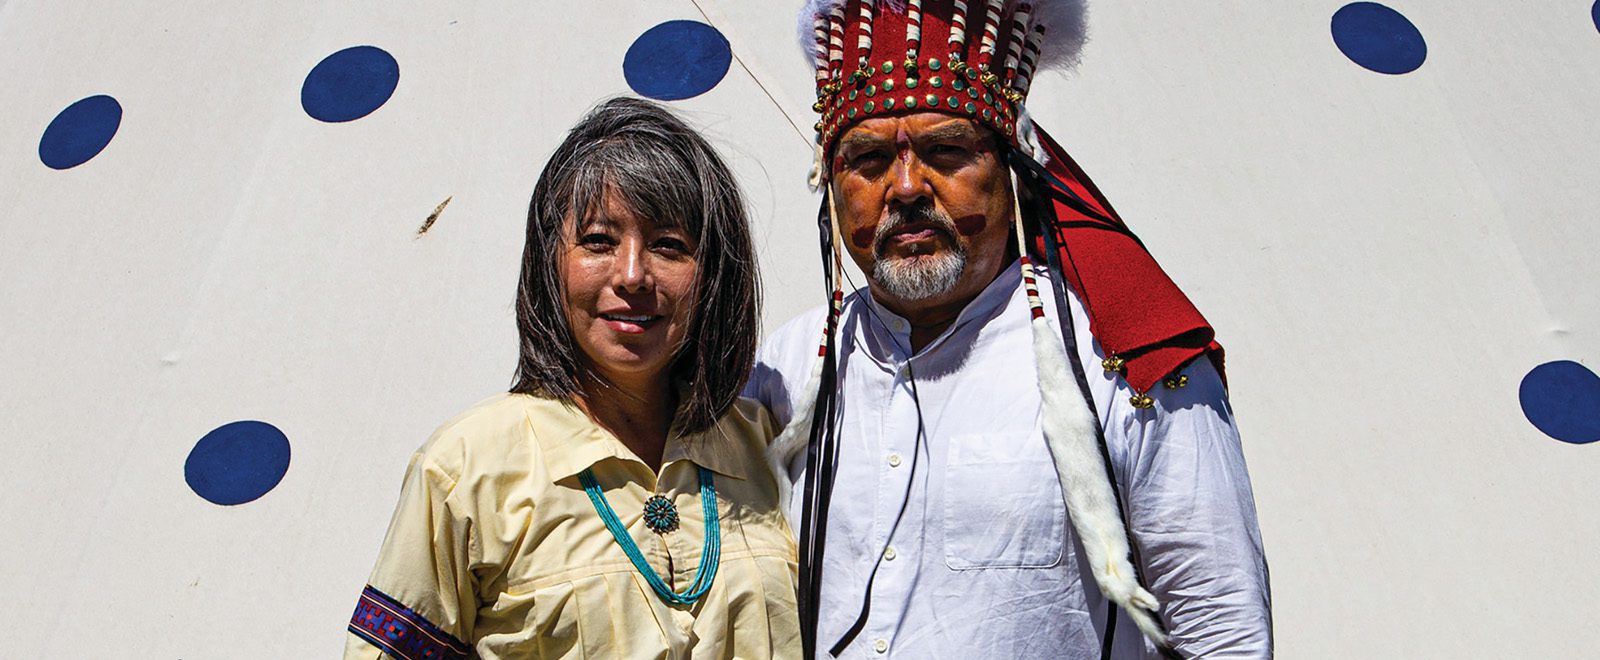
1031 313 1168 647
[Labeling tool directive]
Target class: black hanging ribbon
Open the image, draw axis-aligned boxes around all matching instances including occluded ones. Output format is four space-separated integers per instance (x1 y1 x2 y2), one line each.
798 196 844 660
1015 157 1181 660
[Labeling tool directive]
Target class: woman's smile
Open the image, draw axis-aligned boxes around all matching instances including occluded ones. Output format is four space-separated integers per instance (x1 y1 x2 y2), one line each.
598 311 665 334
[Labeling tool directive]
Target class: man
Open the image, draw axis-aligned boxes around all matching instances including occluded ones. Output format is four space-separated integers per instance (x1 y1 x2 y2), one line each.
746 1 1271 657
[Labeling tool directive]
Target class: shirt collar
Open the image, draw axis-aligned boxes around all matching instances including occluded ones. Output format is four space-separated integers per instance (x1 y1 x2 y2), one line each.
530 395 749 484
661 421 750 481
528 398 625 483
856 258 1023 359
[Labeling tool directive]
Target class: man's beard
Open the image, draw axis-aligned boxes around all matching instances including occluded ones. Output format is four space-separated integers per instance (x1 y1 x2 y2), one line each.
871 203 967 301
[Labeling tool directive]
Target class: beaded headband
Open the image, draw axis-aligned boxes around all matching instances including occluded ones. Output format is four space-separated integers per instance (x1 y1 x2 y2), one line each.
800 0 1086 156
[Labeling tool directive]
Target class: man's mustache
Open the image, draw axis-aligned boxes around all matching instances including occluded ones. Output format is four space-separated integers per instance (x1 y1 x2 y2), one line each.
874 204 959 256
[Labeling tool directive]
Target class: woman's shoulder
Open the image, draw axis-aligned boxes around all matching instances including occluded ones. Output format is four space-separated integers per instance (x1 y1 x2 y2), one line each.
413 393 562 478
711 396 780 448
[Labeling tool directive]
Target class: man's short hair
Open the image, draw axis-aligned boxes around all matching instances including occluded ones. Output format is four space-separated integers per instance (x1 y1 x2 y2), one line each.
510 96 761 434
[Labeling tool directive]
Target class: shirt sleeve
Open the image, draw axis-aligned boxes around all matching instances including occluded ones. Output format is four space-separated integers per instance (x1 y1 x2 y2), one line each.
1112 358 1273 658
344 452 477 660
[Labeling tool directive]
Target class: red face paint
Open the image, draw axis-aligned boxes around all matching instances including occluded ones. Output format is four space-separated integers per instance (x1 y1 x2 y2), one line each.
953 214 987 236
850 225 876 250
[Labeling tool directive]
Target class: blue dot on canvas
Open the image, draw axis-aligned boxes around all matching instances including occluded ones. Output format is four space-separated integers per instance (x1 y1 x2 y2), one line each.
1592 0 1599 34
185 421 292 505
301 45 399 122
1519 361 1600 445
39 95 122 170
1331 3 1427 75
624 21 732 101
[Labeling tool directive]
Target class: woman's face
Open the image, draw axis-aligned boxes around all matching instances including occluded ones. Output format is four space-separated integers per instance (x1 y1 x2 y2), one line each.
560 188 699 390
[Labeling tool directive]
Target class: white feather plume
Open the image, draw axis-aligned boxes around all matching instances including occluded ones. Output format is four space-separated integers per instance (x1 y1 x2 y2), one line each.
796 1 1090 75
797 0 849 68
1027 0 1090 72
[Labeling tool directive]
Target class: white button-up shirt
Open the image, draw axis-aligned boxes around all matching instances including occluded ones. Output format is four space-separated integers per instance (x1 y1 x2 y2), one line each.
746 261 1271 658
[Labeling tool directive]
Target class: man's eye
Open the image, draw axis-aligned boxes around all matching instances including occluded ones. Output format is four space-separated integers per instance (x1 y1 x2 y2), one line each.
851 150 890 167
930 144 969 157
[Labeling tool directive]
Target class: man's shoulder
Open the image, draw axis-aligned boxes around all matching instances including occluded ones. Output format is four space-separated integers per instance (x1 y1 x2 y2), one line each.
748 295 866 419
750 305 829 401
761 288 875 348
762 302 831 350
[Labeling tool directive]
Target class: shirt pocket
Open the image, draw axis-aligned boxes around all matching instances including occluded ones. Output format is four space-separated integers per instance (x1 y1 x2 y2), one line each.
942 434 1066 570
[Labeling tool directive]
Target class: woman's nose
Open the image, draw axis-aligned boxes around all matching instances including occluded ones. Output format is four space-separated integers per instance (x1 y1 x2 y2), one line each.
616 242 651 292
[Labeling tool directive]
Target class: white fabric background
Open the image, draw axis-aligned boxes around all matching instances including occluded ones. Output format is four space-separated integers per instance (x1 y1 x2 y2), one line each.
0 1 1595 657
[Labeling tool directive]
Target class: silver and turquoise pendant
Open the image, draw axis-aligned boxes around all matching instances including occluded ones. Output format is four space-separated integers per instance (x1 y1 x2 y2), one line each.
643 494 679 534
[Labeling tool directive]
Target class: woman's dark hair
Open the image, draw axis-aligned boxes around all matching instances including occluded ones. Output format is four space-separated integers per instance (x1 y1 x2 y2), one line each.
511 96 761 434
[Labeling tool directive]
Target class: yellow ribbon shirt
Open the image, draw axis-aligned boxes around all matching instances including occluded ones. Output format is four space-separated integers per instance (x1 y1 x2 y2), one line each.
344 393 801 659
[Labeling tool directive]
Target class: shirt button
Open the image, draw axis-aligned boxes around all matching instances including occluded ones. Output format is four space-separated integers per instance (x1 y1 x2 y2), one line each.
891 318 906 332
887 453 902 468
884 546 897 561
874 639 889 653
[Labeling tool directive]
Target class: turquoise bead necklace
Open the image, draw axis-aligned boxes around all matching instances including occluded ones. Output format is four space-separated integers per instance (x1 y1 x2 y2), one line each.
579 466 721 606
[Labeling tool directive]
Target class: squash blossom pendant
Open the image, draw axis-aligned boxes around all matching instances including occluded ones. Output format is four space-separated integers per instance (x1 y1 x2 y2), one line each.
643 495 679 534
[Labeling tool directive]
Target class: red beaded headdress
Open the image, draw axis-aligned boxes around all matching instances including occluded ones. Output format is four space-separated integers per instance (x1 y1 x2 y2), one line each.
801 0 1086 157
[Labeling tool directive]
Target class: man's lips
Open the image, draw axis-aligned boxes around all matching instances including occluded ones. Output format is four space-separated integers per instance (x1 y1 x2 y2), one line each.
886 227 940 244
879 222 953 253
600 312 663 334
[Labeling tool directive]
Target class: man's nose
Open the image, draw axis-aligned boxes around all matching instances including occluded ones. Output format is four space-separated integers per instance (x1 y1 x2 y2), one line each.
889 152 931 205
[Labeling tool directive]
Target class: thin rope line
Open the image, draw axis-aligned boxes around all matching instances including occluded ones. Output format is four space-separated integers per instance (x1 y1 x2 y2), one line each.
689 0 812 147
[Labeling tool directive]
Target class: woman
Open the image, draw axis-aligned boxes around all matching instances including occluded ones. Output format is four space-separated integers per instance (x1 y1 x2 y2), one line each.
345 98 799 659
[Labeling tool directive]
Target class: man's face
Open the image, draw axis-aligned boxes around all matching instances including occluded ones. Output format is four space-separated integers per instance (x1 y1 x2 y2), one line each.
830 112 1013 317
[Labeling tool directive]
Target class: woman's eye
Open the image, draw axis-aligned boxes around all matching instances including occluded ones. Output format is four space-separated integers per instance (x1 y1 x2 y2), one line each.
653 237 693 254
578 232 616 249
